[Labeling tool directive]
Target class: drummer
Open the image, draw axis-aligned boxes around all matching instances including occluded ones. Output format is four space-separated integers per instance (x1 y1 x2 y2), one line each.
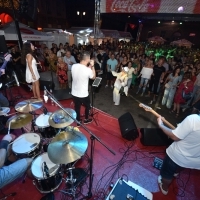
0 93 9 134
0 134 32 188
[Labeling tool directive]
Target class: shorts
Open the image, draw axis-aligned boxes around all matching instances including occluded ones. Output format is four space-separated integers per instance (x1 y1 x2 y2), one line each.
107 72 114 80
160 154 181 180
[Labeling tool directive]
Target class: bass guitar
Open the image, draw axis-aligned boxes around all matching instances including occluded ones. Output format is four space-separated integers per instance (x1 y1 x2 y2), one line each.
139 103 176 129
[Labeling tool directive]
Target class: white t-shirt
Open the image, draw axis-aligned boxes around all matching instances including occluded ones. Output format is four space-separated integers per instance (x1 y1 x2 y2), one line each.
167 114 200 169
57 49 65 57
140 67 153 79
71 63 93 98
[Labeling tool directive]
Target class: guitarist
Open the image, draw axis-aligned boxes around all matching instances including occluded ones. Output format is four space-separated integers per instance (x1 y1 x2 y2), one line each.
157 114 200 195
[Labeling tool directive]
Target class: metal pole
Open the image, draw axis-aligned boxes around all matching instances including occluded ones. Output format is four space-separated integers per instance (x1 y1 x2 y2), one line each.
9 0 23 49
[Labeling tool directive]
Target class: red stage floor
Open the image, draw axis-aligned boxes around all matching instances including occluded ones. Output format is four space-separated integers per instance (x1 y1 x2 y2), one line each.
1 88 200 200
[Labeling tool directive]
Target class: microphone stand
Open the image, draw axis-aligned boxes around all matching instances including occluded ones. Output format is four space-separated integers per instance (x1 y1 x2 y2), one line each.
44 88 115 199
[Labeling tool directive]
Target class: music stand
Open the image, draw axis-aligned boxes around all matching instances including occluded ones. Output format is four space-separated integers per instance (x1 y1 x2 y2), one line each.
90 77 102 125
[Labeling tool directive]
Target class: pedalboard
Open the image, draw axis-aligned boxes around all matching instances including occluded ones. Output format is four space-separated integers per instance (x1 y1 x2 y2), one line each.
153 157 163 170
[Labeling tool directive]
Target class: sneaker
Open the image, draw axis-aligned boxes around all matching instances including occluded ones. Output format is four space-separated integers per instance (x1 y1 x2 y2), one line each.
105 85 108 88
149 100 154 105
157 175 168 195
83 118 93 124
173 173 179 177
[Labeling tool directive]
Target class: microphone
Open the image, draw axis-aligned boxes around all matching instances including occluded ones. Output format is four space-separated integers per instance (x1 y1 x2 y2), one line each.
43 86 48 103
43 162 49 177
12 71 20 86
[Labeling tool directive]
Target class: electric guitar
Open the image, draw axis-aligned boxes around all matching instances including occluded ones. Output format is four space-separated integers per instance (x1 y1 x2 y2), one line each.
139 103 176 129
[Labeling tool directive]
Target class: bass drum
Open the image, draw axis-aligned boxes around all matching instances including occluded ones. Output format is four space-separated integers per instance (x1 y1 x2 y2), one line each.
31 153 63 193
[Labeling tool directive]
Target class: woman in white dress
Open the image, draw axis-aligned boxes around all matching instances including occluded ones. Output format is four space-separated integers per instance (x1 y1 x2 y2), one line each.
21 42 41 100
112 67 129 105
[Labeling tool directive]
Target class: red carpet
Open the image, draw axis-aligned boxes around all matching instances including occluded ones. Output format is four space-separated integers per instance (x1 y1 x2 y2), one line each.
1 87 200 200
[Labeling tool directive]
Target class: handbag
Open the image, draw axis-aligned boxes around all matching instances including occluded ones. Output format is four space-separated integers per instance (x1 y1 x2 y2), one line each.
119 86 124 94
165 83 170 89
182 89 192 101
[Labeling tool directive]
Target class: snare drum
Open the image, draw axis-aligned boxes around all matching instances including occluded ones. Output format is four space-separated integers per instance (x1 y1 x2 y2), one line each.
35 113 56 138
12 133 41 158
31 153 63 193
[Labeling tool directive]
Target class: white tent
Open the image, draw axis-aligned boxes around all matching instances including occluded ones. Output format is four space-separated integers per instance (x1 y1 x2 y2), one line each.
0 22 54 41
148 36 166 44
170 39 193 48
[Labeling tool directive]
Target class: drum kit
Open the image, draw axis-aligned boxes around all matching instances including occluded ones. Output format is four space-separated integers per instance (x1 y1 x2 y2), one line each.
2 98 89 197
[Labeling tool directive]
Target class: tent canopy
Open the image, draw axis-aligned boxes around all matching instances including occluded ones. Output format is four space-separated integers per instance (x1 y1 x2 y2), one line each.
170 39 193 47
148 36 166 43
0 22 54 41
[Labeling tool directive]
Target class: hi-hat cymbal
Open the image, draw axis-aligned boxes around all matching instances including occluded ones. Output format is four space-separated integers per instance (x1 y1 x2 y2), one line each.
15 99 43 113
48 129 88 164
6 113 32 129
48 108 77 128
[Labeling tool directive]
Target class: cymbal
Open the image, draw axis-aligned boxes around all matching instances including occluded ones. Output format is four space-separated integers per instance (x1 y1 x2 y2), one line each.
48 108 77 128
48 130 88 164
15 99 43 113
6 113 32 129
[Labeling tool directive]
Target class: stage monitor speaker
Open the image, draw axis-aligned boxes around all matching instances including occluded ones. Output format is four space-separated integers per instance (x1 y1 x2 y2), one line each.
52 89 72 100
39 80 55 91
0 35 8 54
140 128 173 146
118 112 139 141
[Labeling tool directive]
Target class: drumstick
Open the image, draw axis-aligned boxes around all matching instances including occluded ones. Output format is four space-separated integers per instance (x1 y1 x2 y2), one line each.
7 121 12 135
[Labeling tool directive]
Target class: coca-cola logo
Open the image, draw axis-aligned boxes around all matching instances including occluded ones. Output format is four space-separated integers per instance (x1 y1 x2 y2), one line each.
111 0 149 13
20 28 34 34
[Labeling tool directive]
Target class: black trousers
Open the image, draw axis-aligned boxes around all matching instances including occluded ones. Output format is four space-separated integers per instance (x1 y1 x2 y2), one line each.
148 78 160 95
72 95 91 122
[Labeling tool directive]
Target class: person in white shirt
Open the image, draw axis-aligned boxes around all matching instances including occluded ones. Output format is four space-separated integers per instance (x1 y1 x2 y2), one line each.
157 114 200 195
56 44 65 57
136 59 154 96
63 51 76 89
71 51 96 125
112 67 129 105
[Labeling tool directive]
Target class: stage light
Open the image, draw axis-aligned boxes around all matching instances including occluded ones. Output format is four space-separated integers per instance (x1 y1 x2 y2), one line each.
83 12 86 15
172 20 174 23
178 6 184 12
128 16 130 18
180 22 182 24
158 21 160 23
77 11 80 15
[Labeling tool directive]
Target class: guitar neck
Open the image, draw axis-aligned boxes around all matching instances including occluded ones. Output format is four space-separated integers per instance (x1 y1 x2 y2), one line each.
150 109 176 130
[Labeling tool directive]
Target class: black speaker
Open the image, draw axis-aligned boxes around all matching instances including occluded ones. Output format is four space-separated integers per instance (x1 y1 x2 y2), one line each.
0 36 8 54
140 128 173 146
118 112 139 141
39 80 55 91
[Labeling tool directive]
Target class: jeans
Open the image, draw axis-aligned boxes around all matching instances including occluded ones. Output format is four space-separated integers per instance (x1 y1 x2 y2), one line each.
72 95 91 121
148 78 160 95
0 93 9 107
0 159 28 188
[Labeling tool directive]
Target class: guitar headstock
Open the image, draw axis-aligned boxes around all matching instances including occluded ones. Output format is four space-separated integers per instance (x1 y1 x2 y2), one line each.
139 103 153 112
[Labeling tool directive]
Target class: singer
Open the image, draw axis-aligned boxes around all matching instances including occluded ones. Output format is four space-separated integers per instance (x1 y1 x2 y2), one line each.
21 42 41 100
71 51 96 125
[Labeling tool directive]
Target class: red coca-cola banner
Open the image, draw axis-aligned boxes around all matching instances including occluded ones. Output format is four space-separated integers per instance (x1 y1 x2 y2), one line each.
101 0 200 14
